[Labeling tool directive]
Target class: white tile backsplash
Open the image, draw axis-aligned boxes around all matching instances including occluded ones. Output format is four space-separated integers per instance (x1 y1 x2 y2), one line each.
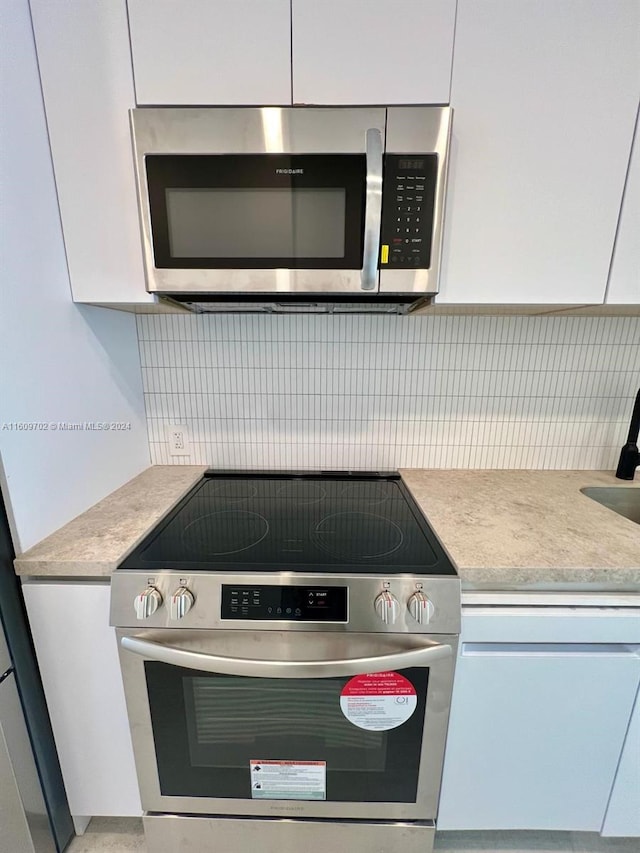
137 314 640 471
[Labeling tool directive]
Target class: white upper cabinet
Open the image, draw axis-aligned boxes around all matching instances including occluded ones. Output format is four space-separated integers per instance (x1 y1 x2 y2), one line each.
292 0 456 105
30 0 152 304
128 0 292 105
606 110 640 304
438 0 640 304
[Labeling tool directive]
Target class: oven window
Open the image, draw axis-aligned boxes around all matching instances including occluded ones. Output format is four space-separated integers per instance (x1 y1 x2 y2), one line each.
145 664 428 803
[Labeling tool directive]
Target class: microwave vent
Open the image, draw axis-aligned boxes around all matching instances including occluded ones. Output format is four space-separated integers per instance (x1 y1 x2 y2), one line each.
161 296 431 315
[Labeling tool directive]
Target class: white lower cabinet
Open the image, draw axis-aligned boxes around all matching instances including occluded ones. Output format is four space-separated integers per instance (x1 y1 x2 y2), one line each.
601 681 640 836
438 607 640 833
21 582 141 817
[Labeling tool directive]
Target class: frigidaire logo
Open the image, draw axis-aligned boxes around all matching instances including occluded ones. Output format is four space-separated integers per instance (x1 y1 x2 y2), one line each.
275 168 304 174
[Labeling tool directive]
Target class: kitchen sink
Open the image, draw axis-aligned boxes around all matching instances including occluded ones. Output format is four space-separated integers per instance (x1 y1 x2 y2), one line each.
580 487 640 525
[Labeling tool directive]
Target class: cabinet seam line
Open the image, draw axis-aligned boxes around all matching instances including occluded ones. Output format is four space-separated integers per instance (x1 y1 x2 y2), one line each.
124 0 140 107
289 0 294 105
448 0 460 103
25 0 74 302
603 98 640 304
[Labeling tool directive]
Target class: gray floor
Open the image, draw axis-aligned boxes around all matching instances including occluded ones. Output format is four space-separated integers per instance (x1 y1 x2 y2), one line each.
66 818 639 853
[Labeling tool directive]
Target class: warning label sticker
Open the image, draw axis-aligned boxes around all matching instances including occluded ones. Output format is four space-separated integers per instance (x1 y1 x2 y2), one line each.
250 760 326 800
340 671 417 731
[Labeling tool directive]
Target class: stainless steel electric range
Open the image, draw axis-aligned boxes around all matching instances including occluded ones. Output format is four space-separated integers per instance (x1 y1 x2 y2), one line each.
110 471 461 853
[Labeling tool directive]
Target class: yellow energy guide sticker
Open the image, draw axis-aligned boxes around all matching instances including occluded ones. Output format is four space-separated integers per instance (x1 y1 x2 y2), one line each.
381 244 389 264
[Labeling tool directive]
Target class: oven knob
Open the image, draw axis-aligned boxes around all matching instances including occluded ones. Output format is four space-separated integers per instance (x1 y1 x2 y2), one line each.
134 586 163 620
374 591 400 625
407 592 434 625
170 587 195 620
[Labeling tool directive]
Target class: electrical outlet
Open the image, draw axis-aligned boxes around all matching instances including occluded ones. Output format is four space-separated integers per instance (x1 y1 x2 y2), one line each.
165 424 191 457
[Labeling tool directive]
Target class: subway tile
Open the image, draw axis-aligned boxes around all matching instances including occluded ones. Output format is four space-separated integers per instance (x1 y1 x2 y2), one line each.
138 315 640 470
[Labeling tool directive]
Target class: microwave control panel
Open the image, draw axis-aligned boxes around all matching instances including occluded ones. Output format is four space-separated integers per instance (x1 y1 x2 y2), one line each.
379 154 438 269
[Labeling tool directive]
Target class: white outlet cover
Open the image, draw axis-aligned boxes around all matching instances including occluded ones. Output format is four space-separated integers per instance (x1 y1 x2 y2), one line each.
165 424 191 457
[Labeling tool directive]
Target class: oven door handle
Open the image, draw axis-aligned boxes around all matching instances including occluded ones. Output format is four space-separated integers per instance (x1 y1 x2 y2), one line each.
360 127 383 292
120 636 452 678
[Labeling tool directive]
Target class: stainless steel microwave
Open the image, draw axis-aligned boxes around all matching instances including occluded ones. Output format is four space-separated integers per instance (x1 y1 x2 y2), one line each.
130 107 452 313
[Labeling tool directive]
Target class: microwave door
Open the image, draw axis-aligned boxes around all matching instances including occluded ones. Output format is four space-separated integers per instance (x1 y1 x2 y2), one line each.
144 151 381 296
132 107 387 296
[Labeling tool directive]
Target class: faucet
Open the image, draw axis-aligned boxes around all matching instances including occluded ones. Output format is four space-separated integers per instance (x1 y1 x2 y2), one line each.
616 387 640 480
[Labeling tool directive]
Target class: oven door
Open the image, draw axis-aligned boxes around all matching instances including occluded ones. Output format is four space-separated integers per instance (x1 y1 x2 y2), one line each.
117 629 457 820
131 108 385 296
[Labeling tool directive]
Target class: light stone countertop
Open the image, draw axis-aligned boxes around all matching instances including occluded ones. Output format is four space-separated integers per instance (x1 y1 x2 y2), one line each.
14 465 206 577
13 466 640 590
400 469 640 590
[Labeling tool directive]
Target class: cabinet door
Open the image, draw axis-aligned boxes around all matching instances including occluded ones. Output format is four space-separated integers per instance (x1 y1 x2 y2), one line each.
438 610 640 831
292 0 456 105
22 583 141 817
29 0 152 304
606 109 640 305
439 0 640 304
601 682 640 836
128 0 291 105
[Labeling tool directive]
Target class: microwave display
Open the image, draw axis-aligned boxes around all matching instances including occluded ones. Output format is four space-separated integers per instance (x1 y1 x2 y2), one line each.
397 158 425 171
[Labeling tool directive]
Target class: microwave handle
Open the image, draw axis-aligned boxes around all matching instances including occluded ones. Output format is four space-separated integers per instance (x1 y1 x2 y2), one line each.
120 635 451 678
361 128 383 291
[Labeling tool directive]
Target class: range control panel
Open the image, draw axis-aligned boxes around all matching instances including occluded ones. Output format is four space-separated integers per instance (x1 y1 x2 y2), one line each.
221 585 348 622
379 154 438 269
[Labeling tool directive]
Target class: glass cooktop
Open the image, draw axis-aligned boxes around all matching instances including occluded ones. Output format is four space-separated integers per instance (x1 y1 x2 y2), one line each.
120 472 457 575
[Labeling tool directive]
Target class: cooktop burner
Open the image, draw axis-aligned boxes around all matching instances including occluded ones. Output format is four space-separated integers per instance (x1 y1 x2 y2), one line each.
313 512 404 561
120 472 457 576
182 510 270 556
